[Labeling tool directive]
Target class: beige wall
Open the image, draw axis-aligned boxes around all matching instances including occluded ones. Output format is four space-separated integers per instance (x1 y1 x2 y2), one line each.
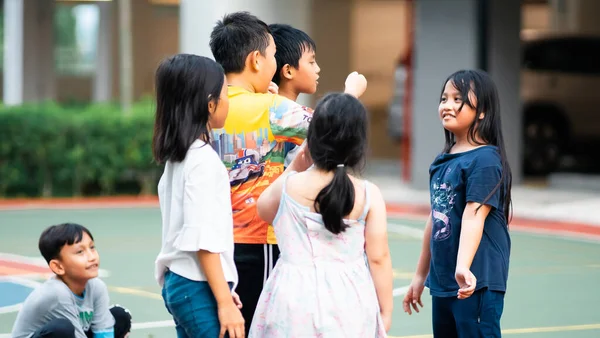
311 0 409 159
15 1 181 104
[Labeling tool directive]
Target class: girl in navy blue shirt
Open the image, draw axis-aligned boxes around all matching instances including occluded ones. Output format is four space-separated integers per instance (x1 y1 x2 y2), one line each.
403 69 512 338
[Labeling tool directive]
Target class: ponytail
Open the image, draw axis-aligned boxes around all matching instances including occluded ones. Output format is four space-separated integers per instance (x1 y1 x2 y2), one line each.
314 166 355 235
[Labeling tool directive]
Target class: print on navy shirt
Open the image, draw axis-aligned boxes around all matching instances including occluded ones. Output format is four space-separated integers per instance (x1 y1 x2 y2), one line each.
431 176 457 241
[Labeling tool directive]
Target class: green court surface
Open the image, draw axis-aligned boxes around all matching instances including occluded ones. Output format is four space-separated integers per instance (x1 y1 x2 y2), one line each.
1 207 600 337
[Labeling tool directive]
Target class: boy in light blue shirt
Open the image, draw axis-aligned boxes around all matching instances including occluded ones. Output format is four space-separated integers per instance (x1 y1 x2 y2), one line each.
11 223 131 338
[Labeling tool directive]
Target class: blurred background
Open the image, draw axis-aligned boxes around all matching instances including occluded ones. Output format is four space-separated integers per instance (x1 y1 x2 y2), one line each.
1 0 600 199
2 0 600 199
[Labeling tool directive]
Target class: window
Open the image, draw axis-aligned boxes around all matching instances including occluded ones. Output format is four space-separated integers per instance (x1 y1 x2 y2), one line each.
54 4 99 76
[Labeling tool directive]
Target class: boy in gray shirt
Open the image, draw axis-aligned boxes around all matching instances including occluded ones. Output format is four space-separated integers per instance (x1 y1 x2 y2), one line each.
11 223 132 338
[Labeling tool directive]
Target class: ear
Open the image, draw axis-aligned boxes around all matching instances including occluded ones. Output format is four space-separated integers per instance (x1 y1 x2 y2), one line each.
479 112 485 120
247 51 261 72
208 95 217 115
49 259 65 276
282 64 294 80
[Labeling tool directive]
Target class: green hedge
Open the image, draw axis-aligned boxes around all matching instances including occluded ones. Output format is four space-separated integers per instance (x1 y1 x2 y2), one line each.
0 100 162 198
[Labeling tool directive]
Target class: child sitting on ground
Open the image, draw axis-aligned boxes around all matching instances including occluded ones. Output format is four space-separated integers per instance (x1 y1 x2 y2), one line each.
11 223 131 338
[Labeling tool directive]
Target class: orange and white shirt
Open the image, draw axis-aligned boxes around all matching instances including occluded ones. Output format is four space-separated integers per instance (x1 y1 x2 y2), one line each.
211 86 313 244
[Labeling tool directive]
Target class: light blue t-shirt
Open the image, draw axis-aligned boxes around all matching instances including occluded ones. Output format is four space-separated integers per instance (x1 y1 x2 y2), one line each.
11 276 115 338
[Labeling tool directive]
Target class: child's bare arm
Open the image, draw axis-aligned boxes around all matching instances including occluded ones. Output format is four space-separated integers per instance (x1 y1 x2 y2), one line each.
257 145 312 224
364 183 393 325
455 202 491 299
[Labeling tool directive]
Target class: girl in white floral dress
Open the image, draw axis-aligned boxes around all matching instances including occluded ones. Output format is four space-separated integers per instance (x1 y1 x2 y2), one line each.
249 93 394 337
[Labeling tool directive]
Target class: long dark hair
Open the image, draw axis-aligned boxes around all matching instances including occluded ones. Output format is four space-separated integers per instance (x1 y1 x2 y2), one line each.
307 93 368 234
152 54 225 164
440 69 512 223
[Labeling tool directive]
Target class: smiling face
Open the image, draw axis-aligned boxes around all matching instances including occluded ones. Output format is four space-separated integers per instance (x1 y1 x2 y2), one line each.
50 231 100 281
438 80 480 136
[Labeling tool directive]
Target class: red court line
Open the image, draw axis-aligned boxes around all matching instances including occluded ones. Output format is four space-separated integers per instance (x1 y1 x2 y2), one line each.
0 196 159 210
1 197 599 238
387 204 600 238
0 260 50 275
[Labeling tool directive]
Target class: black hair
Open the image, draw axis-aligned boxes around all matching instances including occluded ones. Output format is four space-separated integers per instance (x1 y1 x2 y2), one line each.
39 223 94 264
210 11 271 74
307 93 368 234
440 69 513 223
152 54 225 164
269 23 316 85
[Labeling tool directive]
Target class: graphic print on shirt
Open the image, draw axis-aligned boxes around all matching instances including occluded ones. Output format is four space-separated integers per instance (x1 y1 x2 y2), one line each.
211 91 312 243
79 309 94 331
212 128 282 230
431 175 457 241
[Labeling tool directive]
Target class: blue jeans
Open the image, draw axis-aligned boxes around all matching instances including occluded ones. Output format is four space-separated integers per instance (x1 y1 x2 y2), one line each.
432 288 505 338
162 270 232 338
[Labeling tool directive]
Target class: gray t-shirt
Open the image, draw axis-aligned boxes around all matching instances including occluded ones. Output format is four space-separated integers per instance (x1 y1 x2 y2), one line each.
11 277 115 338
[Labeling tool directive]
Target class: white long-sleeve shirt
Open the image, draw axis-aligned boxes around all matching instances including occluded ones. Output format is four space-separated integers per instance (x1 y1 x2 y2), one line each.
155 140 237 288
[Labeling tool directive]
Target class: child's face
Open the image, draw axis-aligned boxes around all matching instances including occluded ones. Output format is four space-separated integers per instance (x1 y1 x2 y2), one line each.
292 49 320 94
439 80 481 135
51 232 100 281
209 76 230 129
255 34 278 93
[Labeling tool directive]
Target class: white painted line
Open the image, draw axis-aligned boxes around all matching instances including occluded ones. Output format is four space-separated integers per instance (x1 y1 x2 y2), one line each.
131 320 176 330
0 303 22 315
0 253 48 267
393 285 409 297
0 276 42 289
388 223 424 240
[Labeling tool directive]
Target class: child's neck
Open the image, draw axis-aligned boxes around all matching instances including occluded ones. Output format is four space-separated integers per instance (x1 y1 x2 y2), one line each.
278 84 299 101
58 275 87 297
451 132 486 153
226 73 256 93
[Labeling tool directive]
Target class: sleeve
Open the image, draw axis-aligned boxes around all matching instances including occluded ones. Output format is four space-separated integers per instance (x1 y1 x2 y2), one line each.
11 290 59 338
90 279 116 338
173 154 232 253
465 165 503 209
268 95 313 145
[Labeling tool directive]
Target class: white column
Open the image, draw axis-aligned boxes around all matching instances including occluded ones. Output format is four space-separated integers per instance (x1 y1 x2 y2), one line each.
179 0 313 106
3 0 24 106
410 0 478 189
19 0 55 103
118 0 133 112
93 1 113 102
179 0 228 57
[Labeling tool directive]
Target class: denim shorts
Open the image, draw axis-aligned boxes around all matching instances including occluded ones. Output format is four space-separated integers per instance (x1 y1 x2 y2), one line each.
162 270 232 338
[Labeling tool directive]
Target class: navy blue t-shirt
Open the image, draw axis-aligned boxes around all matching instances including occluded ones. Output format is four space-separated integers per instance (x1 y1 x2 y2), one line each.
425 145 511 297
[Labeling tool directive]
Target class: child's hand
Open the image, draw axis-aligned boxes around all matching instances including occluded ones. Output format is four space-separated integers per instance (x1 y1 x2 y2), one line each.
381 312 392 332
268 81 279 94
218 301 245 338
455 266 477 299
344 71 367 98
402 276 425 315
289 143 313 172
232 291 243 309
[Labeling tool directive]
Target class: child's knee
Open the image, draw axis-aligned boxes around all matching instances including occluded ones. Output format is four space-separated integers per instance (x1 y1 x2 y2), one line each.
36 318 76 338
110 305 132 338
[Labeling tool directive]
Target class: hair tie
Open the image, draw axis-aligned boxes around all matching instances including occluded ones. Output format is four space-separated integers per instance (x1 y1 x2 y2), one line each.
337 164 345 168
